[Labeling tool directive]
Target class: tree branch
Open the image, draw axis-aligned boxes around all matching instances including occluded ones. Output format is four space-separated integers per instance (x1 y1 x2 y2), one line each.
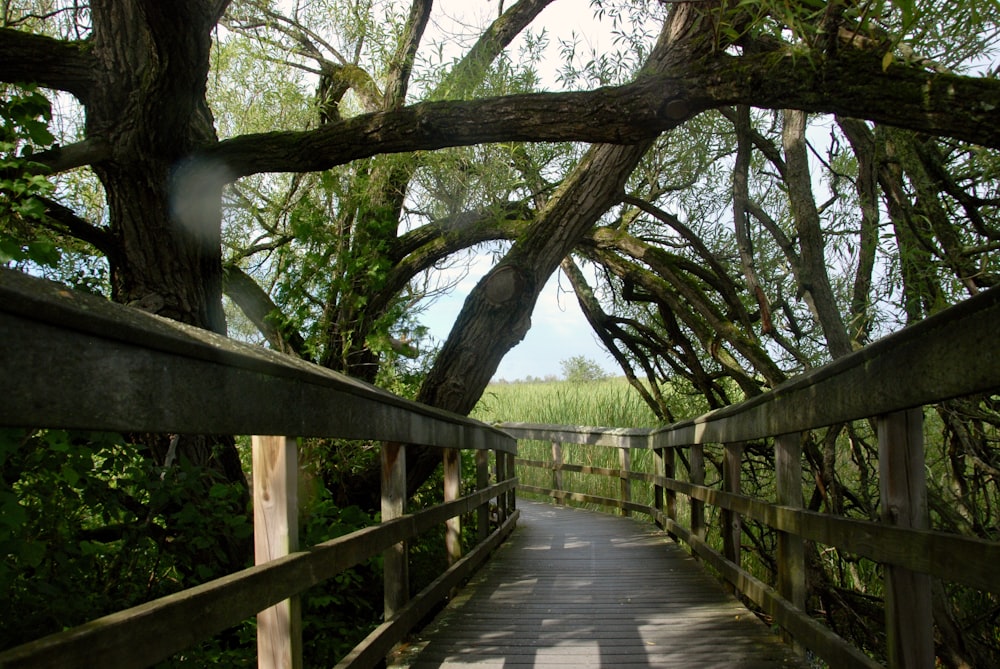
209 49 1000 180
0 28 95 102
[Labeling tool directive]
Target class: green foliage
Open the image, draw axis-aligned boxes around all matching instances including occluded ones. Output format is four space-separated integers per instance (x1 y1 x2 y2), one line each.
0 429 252 653
559 355 610 383
0 85 57 268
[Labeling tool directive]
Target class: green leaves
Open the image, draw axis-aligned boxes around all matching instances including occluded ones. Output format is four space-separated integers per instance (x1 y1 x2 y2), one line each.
1 85 58 268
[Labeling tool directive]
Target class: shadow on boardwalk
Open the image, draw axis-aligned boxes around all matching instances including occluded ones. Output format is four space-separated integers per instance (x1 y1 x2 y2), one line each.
392 500 807 668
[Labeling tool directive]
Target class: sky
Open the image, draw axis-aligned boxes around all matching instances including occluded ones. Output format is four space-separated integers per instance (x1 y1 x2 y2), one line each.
419 256 615 382
416 0 622 382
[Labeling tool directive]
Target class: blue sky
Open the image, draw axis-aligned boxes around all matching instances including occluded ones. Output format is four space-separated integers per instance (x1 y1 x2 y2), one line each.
420 263 615 382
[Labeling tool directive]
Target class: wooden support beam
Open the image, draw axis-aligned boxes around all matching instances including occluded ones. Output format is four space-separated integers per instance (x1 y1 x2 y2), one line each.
476 449 489 542
252 435 302 669
775 432 806 649
552 441 564 504
878 409 933 669
444 448 462 566
619 447 632 517
495 450 508 524
690 444 705 541
505 452 517 516
381 441 408 619
723 443 743 572
653 447 666 531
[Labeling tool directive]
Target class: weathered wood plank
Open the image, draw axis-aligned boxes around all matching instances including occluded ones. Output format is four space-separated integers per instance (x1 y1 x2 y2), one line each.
879 410 933 669
660 476 1000 593
393 501 807 669
382 442 409 619
0 269 514 454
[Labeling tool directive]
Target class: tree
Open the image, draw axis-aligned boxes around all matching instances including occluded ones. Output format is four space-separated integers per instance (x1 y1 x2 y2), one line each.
560 355 609 383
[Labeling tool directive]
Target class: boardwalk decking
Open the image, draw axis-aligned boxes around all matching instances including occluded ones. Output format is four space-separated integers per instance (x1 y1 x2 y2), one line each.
392 501 807 668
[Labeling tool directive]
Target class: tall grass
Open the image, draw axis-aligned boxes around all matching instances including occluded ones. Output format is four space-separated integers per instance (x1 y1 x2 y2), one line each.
472 377 662 427
473 377 664 512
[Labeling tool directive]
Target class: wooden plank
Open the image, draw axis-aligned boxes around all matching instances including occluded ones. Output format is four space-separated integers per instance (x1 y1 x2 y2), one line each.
394 501 807 669
0 269 515 454
499 422 652 448
339 511 519 669
658 513 881 669
663 476 1000 592
879 410 933 669
253 435 302 669
382 442 409 619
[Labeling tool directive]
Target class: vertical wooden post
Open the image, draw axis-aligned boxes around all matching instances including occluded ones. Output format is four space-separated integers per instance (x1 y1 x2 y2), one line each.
476 449 490 542
775 432 806 647
495 449 507 524
443 448 462 565
506 451 516 515
690 443 705 541
723 442 743 571
253 435 302 669
653 447 665 530
879 409 933 669
381 441 408 619
619 447 632 516
551 441 564 504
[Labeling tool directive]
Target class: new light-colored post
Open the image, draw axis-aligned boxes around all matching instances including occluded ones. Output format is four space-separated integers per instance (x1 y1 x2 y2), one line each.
253 435 302 669
879 409 933 669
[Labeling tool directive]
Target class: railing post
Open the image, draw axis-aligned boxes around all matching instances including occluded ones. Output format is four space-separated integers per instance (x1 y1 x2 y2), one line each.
551 441 564 505
476 449 489 542
723 442 743 572
381 441 408 619
444 448 462 565
652 446 665 530
506 451 517 515
690 443 705 541
775 432 806 647
619 447 632 517
495 449 508 524
879 409 933 669
253 435 302 669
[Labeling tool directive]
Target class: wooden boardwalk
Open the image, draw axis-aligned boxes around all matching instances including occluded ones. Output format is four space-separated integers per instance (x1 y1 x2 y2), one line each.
393 501 807 668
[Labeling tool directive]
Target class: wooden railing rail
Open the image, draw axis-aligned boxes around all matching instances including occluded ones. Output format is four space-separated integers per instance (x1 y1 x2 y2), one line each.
503 283 1000 669
0 268 518 669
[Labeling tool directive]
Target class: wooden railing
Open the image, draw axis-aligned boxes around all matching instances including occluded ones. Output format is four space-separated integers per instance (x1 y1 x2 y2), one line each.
504 283 1000 669
0 268 517 669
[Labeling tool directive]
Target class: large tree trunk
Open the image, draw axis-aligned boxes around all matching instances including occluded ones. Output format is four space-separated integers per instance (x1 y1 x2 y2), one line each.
86 0 250 572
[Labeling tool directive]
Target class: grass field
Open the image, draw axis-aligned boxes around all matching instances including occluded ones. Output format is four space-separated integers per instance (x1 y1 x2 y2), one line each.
472 377 666 511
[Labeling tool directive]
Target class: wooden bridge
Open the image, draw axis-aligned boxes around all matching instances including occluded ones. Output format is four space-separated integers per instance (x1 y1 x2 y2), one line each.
2 266 1000 669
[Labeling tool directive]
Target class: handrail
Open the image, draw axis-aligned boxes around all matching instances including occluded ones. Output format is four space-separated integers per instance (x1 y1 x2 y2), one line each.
502 283 1000 669
0 268 518 669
